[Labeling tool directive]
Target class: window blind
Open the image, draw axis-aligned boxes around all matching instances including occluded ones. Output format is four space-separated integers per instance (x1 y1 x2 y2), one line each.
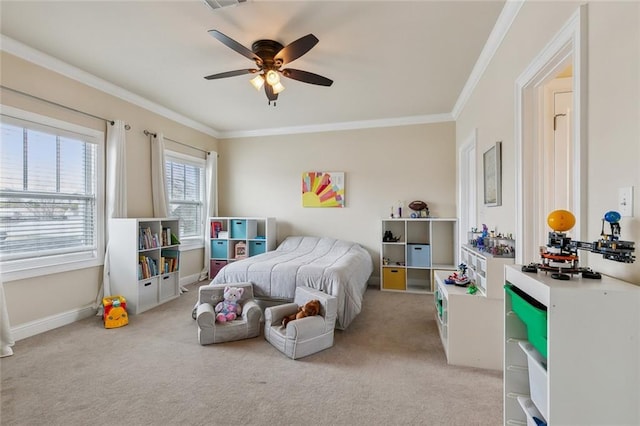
0 121 98 262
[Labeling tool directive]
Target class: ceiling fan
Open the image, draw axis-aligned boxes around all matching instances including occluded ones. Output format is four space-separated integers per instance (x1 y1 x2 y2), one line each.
204 30 333 105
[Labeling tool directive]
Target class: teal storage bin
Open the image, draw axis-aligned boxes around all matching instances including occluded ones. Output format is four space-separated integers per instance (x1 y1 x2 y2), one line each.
230 220 247 239
505 284 548 357
211 240 228 259
249 241 266 256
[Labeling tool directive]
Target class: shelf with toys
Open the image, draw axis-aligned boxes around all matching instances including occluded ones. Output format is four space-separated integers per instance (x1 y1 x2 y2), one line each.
380 212 457 293
504 209 637 425
434 269 503 370
461 224 515 299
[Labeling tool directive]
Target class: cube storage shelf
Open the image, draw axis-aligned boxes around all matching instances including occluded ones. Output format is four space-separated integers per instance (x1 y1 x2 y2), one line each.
208 217 276 279
432 244 515 369
108 218 181 315
433 270 503 370
460 244 514 299
504 265 640 425
380 218 457 293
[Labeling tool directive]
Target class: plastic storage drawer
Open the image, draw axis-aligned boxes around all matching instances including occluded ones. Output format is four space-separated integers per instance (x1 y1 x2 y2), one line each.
407 244 431 267
519 341 548 422
505 284 548 357
249 240 266 256
382 267 406 290
230 220 247 239
211 240 228 259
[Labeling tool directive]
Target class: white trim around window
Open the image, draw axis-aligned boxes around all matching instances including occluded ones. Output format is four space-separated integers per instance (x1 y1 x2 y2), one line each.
164 150 205 251
0 105 105 282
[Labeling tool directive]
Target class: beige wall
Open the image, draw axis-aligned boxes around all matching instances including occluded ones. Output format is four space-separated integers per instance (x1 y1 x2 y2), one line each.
4 0 638 335
456 1 640 284
218 122 457 275
1 52 218 328
1 51 457 332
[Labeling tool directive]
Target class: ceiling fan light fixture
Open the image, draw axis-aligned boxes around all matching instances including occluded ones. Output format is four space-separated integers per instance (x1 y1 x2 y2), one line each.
265 69 280 86
272 81 285 94
250 74 265 90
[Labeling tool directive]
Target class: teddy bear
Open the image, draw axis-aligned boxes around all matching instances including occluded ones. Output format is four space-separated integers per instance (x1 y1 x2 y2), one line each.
282 299 321 327
214 286 244 323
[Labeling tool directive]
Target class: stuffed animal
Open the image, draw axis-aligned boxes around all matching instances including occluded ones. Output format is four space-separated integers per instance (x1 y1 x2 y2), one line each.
282 299 321 327
214 286 244 323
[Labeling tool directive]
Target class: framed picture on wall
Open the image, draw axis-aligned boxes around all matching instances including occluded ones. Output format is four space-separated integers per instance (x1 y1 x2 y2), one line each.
483 141 502 206
301 171 345 207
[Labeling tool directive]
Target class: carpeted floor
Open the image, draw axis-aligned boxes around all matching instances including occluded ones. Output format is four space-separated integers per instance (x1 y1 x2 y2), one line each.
0 282 502 425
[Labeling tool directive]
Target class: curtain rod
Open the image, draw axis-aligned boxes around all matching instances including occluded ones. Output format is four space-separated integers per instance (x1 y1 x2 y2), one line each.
143 129 208 154
1 85 131 129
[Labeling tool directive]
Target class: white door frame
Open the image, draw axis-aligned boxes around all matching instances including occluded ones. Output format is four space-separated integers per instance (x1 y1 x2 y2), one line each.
515 5 588 264
457 129 477 253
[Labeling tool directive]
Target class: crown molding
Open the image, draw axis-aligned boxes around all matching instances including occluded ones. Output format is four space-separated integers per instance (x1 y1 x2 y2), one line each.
451 0 525 119
4 20 497 140
0 35 221 138
219 113 454 139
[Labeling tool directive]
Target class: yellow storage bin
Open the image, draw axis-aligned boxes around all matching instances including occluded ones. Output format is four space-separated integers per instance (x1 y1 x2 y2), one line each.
382 267 406 290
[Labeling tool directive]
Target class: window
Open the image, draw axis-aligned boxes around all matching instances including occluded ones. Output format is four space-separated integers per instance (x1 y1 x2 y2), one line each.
165 150 205 249
0 106 104 280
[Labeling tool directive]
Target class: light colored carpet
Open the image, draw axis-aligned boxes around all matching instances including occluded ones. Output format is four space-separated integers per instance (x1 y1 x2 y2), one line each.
0 282 502 425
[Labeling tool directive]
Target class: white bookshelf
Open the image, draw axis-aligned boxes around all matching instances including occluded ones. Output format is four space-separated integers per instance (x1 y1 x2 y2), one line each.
108 218 181 314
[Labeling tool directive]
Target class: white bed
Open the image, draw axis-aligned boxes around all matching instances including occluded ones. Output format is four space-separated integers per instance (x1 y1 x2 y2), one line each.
206 236 373 329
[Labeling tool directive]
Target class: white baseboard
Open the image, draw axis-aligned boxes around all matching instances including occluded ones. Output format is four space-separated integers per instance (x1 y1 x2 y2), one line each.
11 304 98 341
11 273 203 341
179 273 204 288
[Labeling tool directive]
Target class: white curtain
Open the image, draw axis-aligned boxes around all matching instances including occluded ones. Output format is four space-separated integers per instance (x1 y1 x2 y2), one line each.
199 151 218 281
96 120 128 309
0 277 14 357
151 133 169 218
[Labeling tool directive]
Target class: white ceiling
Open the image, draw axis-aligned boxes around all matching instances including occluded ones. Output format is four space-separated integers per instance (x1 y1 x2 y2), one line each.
0 0 505 138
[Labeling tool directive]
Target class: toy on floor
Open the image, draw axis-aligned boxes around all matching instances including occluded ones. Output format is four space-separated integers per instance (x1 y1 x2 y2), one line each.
103 295 128 329
215 286 244 323
282 299 321 327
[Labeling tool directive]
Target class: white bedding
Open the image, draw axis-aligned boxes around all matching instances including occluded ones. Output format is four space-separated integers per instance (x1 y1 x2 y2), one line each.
209 236 373 329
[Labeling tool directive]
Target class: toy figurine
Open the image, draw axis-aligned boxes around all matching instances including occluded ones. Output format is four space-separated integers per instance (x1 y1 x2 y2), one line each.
538 209 635 280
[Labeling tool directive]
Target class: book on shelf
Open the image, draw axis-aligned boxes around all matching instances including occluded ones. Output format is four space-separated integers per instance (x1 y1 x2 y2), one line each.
139 226 159 250
138 255 158 279
161 227 172 247
161 249 180 273
170 233 180 245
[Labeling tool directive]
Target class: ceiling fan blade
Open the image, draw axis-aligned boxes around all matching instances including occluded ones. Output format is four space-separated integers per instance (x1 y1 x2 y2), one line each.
204 69 258 80
265 84 278 102
281 68 333 86
208 30 262 65
274 34 319 65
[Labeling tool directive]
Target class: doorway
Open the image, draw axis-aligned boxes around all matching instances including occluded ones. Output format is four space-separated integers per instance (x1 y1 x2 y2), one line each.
458 129 477 253
515 6 587 264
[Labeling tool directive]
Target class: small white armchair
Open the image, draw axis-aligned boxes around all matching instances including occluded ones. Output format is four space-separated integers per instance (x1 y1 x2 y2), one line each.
196 282 261 345
263 286 337 359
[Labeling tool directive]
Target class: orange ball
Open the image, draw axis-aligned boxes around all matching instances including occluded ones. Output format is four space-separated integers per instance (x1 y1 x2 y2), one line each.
547 209 576 232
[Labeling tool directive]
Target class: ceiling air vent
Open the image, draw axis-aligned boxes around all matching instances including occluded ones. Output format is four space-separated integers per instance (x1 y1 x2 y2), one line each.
203 0 248 11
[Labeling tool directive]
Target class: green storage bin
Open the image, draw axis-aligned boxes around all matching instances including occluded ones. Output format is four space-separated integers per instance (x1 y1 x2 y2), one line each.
505 284 548 358
435 290 443 318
